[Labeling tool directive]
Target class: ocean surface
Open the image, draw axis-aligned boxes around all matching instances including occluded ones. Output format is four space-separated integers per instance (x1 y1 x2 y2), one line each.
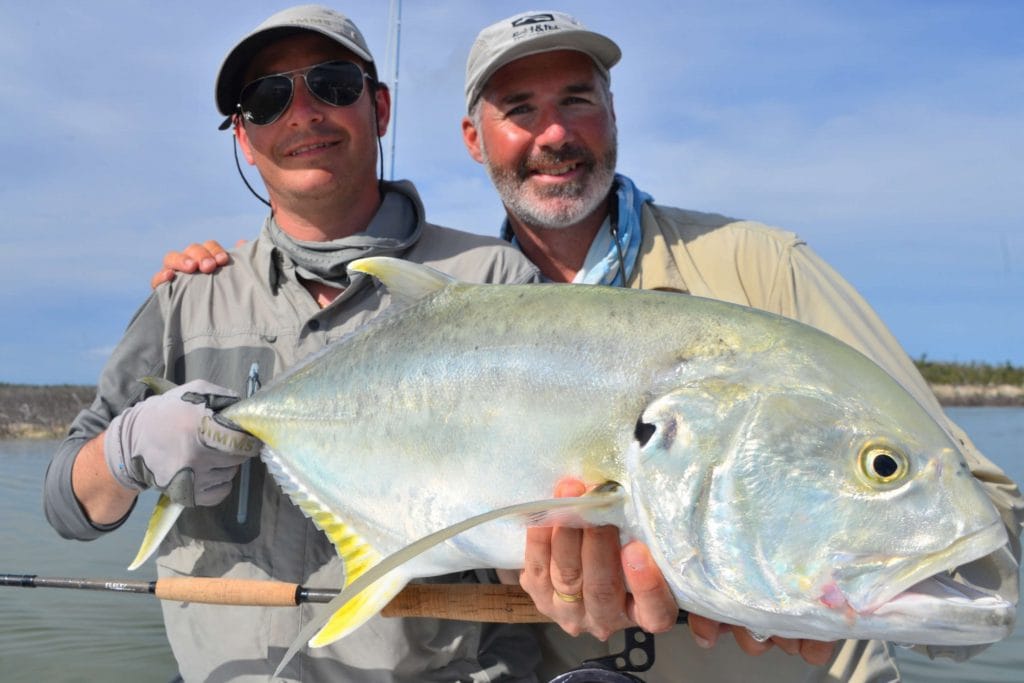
0 407 1021 682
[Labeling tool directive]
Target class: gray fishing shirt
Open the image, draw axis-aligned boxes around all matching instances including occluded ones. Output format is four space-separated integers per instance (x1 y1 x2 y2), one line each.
43 181 542 683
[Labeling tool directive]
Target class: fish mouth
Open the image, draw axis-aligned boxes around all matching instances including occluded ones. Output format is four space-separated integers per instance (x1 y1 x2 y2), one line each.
873 570 1014 618
833 520 1010 615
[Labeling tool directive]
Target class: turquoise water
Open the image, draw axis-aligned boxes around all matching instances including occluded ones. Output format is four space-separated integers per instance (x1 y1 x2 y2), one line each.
0 407 1020 681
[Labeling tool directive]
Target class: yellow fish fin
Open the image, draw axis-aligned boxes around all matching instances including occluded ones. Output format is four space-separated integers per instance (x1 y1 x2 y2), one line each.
309 568 406 648
347 256 458 306
274 487 629 676
299 495 400 645
128 494 184 570
273 506 406 676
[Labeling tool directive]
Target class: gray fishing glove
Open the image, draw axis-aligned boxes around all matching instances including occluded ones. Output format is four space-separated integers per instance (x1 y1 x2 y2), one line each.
104 380 261 507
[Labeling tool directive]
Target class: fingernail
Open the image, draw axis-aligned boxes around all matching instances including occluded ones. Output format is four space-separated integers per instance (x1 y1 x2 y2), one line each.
622 543 648 572
694 635 713 649
183 258 196 268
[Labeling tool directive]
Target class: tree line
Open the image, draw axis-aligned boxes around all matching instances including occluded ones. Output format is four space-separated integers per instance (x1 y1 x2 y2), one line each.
914 357 1024 386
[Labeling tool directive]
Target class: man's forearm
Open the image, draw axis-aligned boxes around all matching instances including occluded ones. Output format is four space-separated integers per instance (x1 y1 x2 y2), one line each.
71 432 138 525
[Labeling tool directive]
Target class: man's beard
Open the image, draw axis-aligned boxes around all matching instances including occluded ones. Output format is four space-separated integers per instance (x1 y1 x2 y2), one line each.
482 138 618 230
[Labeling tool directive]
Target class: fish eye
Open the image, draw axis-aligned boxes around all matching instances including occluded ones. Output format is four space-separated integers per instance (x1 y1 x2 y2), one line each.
857 442 909 485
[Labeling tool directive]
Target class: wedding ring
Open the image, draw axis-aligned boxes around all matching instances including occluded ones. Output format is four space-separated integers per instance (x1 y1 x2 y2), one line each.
554 589 584 603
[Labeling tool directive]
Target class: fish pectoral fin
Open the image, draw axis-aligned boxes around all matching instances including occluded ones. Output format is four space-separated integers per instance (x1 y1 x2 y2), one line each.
338 488 628 608
524 481 629 528
274 487 630 676
128 494 184 570
347 256 459 306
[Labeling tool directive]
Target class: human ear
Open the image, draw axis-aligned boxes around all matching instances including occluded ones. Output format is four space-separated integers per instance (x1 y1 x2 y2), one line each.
461 115 484 164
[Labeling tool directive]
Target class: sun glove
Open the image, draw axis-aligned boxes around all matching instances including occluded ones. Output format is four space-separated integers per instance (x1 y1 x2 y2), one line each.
104 380 261 507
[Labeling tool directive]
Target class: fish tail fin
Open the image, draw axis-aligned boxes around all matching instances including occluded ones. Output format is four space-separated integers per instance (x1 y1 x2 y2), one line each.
120 377 182 570
128 494 184 570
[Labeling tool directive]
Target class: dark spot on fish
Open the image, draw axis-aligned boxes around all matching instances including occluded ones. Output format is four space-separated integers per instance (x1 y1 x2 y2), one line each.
634 418 656 447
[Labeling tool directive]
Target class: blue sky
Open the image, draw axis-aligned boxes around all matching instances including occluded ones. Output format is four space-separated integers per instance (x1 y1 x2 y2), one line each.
2 1 1021 385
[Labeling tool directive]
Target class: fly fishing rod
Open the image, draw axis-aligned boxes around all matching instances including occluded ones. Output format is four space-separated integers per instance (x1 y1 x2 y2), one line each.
0 574 545 623
2 573 679 681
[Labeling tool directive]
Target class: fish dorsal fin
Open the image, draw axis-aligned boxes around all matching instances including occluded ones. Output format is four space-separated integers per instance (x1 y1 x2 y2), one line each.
347 256 458 307
274 484 627 677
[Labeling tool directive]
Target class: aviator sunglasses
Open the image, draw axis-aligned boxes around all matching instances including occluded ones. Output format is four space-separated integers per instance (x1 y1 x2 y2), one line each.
237 60 373 126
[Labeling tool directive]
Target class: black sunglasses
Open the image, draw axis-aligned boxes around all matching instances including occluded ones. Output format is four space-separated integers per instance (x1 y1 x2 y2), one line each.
236 60 373 126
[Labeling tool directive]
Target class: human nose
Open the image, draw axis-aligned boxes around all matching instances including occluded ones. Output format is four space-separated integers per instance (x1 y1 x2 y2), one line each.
534 107 572 149
283 75 325 124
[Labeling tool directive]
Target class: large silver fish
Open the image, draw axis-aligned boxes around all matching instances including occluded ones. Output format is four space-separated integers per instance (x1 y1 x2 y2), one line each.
132 256 1014 659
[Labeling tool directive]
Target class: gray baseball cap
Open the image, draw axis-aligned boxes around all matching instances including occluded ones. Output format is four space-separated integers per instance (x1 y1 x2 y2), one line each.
465 11 621 111
215 4 376 117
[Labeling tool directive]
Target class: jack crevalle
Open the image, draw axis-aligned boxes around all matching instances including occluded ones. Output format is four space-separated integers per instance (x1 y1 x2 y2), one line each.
131 256 1015 663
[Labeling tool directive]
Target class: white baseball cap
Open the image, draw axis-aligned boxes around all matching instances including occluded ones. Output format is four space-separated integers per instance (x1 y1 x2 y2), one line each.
465 11 621 111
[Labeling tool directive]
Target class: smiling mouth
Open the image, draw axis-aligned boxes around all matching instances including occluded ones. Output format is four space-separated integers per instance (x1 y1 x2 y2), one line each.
288 141 338 156
529 162 581 177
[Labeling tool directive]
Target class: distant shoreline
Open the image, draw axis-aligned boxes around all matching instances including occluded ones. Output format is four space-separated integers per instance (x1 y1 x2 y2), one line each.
928 384 1024 408
1 381 1021 441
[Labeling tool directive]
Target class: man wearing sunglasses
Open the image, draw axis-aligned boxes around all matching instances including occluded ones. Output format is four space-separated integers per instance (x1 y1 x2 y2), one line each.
44 5 542 682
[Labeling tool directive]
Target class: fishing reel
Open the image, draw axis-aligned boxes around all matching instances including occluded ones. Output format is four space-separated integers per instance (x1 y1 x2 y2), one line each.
547 627 655 683
547 611 688 682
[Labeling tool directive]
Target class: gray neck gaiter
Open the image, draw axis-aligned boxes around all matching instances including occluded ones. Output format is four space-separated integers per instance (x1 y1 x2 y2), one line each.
265 181 422 287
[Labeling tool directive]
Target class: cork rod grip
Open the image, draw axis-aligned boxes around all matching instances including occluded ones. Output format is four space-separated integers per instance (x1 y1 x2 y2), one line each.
155 576 300 606
152 578 549 623
381 583 548 623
